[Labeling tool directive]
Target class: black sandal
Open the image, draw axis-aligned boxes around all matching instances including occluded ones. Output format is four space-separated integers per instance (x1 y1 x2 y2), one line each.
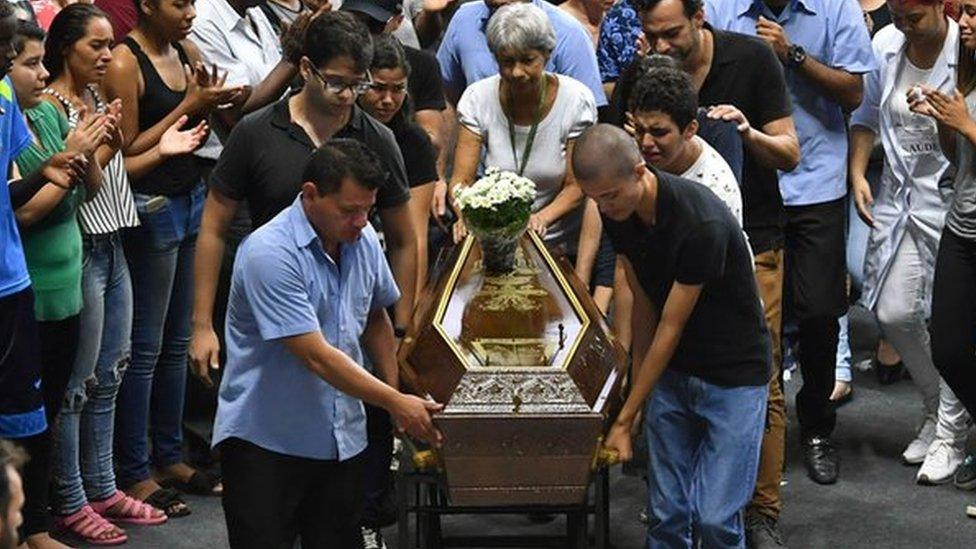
159 469 222 496
144 487 191 518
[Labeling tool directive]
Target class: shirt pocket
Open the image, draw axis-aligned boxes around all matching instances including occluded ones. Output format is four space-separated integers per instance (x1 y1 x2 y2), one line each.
347 293 373 337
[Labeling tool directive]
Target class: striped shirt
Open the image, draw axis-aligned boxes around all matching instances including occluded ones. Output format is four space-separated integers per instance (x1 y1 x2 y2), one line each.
44 86 139 234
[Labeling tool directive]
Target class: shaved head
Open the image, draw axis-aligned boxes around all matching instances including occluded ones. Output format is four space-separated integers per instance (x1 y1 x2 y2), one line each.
572 124 648 221
572 124 643 184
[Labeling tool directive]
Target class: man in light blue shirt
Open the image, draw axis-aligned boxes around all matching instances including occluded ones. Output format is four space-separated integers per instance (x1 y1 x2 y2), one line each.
437 0 607 106
705 0 875 487
705 0 875 205
213 140 441 549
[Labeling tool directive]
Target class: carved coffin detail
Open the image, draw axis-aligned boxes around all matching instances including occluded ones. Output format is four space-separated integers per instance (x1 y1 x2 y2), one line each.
398 232 628 505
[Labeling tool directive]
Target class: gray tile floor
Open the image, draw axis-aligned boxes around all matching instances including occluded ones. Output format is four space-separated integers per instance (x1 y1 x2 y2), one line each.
99 370 976 548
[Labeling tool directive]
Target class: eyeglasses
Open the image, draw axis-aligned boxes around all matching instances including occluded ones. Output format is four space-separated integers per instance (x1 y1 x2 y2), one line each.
306 63 372 96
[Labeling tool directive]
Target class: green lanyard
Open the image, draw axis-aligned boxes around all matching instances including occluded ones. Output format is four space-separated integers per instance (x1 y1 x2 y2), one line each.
506 73 548 177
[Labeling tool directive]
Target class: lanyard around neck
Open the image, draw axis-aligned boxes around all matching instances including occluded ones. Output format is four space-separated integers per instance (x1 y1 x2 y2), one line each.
506 73 548 177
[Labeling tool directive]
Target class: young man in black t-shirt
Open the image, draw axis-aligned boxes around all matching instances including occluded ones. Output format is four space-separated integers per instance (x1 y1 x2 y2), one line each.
627 1 801 542
574 124 770 547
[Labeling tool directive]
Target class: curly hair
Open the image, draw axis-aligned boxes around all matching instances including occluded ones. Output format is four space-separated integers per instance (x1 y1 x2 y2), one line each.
302 11 373 72
628 66 698 129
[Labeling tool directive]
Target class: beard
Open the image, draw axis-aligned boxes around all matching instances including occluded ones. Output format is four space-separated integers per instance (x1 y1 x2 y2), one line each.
666 27 701 65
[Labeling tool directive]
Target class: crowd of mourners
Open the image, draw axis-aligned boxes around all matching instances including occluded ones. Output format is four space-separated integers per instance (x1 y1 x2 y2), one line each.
1 0 976 547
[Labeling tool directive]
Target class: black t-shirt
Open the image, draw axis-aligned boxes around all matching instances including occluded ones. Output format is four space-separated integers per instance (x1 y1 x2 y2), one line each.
391 117 438 188
405 46 446 113
698 26 792 254
210 97 411 228
603 168 771 387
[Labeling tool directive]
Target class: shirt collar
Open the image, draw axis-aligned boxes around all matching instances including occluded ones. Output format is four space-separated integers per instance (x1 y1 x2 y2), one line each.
740 0 816 18
287 196 319 249
271 94 365 134
270 94 296 130
346 104 365 131
704 23 734 68
209 0 250 33
647 164 672 229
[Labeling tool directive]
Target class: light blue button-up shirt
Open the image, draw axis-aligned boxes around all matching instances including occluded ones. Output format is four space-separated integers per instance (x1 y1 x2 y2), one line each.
705 0 876 206
213 196 400 461
436 0 607 106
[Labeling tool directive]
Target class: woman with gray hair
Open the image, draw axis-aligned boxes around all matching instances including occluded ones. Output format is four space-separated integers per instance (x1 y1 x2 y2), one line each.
449 2 597 259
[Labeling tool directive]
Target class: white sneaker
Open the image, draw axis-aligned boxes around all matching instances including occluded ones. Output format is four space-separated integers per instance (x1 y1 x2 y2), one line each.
362 527 387 549
902 418 937 465
917 439 965 485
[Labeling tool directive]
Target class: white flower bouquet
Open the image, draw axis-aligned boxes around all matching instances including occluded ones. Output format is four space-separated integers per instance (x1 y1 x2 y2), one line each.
453 168 537 273
454 167 536 234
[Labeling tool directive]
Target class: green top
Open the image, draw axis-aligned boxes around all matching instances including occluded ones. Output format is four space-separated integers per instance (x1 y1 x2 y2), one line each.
17 101 84 321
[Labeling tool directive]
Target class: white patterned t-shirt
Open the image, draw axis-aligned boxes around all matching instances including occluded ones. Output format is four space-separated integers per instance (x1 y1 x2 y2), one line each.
680 136 743 227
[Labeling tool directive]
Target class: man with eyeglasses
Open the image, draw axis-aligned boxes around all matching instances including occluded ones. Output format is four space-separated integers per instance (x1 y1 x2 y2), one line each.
191 12 419 402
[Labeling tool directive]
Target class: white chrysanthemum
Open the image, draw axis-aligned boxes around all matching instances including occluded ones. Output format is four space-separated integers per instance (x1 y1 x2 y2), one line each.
454 167 536 211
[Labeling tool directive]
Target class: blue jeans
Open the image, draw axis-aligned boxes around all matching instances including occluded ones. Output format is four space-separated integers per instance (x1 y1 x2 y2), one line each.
836 314 852 383
645 369 767 549
116 185 203 486
54 232 132 514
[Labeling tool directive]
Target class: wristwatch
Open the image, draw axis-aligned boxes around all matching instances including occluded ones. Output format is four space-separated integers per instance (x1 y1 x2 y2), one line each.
786 44 807 68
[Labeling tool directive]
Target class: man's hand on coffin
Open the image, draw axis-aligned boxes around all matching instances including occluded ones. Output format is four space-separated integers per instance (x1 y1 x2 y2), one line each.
392 394 444 447
452 217 468 243
528 213 548 238
604 421 633 462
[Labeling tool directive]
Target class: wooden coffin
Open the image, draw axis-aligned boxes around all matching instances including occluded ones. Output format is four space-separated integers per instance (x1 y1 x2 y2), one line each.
397 232 628 506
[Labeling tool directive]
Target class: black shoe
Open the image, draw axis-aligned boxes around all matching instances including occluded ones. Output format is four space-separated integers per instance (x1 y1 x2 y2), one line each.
803 436 839 485
875 360 905 385
956 454 976 491
745 512 786 548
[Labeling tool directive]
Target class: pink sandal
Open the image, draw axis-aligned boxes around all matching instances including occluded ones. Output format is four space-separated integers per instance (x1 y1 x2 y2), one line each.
91 490 169 525
54 505 128 546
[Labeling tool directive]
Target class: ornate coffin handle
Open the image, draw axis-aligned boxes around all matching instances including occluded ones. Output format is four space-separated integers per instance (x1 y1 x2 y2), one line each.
413 449 441 471
591 437 620 470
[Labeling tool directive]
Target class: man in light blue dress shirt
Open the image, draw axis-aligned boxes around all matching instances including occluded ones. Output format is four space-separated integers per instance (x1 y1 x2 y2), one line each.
436 0 607 106
213 140 442 549
704 0 876 487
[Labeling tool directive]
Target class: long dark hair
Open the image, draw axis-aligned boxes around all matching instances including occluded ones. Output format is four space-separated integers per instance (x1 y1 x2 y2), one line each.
43 3 109 81
961 39 976 95
367 33 414 127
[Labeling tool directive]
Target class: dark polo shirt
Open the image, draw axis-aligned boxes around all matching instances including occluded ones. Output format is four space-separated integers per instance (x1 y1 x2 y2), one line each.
699 25 792 254
211 96 411 228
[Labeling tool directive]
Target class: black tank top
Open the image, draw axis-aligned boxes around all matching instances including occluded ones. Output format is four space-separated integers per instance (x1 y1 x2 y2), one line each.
122 36 203 196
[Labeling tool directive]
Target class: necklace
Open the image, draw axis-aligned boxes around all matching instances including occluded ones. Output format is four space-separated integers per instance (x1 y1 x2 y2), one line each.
506 73 548 176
